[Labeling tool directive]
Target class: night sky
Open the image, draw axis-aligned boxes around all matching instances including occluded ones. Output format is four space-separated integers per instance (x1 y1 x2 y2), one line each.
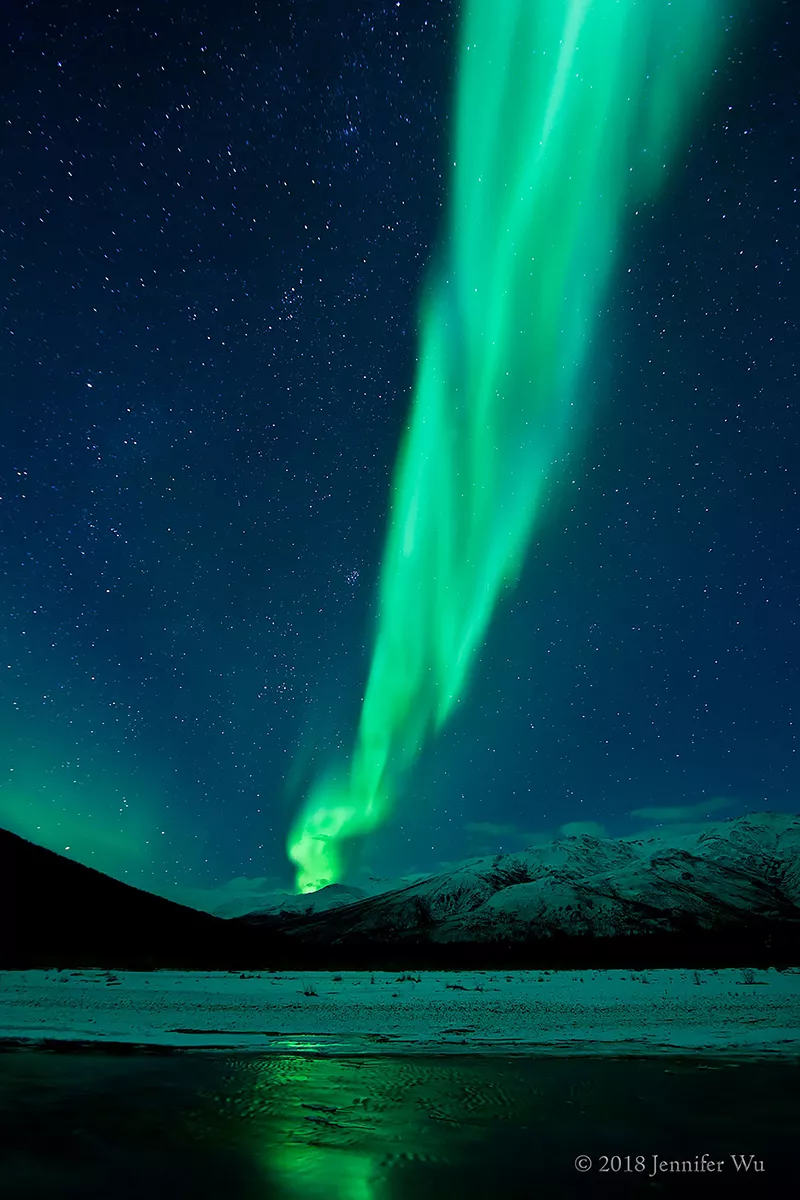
2 0 798 911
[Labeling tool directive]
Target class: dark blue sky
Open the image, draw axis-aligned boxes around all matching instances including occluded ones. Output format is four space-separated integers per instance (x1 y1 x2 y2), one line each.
2 0 797 908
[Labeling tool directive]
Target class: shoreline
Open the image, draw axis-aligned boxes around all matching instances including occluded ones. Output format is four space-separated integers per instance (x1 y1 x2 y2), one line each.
1 966 798 1058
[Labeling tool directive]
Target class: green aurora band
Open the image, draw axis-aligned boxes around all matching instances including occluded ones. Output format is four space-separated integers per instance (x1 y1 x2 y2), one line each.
288 0 744 893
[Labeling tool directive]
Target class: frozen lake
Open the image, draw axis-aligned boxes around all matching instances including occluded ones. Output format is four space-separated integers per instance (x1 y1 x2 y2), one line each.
0 1048 796 1199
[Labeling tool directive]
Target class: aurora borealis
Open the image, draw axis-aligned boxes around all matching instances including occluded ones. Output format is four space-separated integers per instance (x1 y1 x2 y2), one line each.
2 0 798 910
287 0 749 892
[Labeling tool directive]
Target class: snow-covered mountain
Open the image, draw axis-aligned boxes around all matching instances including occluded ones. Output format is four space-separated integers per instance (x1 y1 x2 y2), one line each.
214 882 368 919
212 874 426 918
241 813 800 948
4 814 797 968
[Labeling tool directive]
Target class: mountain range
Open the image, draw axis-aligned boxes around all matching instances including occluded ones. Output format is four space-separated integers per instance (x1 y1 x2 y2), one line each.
236 812 800 967
2 813 799 968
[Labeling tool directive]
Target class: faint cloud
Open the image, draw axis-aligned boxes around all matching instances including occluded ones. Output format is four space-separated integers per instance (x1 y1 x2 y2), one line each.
464 821 550 854
173 875 282 916
217 875 276 894
520 831 554 847
559 820 607 839
629 797 733 823
465 821 523 839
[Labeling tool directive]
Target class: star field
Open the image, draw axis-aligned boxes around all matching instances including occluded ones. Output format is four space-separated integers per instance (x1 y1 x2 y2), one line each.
1 0 798 906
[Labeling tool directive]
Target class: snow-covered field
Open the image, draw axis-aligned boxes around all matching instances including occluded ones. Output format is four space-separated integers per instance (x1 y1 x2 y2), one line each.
1 967 798 1057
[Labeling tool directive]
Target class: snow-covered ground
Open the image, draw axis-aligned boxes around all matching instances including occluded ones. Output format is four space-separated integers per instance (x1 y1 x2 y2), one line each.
1 967 798 1057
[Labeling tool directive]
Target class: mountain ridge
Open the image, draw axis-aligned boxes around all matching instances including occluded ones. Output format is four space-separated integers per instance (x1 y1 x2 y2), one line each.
0 827 268 968
2 813 798 969
238 813 800 957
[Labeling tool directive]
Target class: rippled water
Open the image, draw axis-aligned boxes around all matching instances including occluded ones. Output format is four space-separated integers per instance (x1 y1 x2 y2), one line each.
0 1050 797 1198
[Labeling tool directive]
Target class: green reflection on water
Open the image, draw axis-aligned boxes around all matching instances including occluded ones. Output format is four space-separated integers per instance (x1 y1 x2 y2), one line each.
2 1050 796 1200
193 1054 525 1200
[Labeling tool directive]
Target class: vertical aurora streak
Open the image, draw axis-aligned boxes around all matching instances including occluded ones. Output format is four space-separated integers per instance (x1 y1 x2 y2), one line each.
288 0 743 892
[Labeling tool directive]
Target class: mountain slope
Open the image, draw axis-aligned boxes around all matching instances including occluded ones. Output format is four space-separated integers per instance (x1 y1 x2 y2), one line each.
0 828 269 968
240 814 800 963
4 814 799 971
214 881 369 919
